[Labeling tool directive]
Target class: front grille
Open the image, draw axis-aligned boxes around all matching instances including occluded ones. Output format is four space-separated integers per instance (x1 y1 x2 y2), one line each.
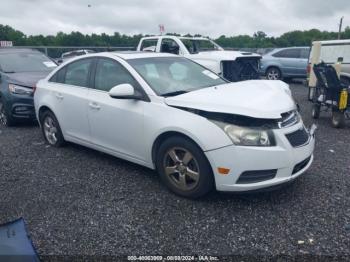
222 57 260 82
292 156 312 174
236 169 277 184
285 127 309 147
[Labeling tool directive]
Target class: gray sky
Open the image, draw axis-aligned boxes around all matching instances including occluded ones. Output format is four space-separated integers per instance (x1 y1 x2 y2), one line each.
0 0 348 37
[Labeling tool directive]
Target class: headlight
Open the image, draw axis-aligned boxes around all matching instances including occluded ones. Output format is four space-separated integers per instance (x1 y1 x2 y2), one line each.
211 120 276 146
8 84 33 95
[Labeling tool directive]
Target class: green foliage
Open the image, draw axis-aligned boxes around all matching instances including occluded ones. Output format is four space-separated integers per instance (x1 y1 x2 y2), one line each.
216 29 347 48
1 24 349 50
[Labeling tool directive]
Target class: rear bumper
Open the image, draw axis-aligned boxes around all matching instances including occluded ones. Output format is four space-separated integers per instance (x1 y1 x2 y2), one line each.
205 122 315 192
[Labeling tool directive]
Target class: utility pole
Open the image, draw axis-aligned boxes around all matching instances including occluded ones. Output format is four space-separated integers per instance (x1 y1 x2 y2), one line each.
338 16 344 40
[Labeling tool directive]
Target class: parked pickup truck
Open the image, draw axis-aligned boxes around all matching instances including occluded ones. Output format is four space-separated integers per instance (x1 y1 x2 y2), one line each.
137 36 261 82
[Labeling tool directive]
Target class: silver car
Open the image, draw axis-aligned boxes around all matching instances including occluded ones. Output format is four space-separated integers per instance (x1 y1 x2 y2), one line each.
260 47 310 80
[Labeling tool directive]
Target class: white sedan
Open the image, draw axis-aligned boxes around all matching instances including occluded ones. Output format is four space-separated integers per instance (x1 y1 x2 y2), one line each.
34 52 316 198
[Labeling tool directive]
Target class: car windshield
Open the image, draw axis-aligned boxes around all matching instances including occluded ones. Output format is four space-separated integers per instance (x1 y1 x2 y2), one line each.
180 39 222 54
0 51 57 73
128 57 227 96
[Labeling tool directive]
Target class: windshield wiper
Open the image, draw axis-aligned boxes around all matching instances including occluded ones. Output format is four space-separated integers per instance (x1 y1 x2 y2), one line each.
4 71 16 73
162 90 189 97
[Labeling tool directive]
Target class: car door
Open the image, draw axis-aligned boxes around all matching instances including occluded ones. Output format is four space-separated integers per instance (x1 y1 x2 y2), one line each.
87 57 146 162
297 48 310 77
273 48 301 76
47 58 93 142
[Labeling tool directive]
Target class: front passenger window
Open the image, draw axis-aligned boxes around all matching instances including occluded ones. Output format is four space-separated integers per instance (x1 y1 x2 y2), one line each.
160 39 180 55
300 48 310 59
94 59 138 92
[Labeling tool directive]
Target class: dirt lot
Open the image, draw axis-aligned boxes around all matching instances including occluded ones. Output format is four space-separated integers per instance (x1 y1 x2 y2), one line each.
0 83 349 260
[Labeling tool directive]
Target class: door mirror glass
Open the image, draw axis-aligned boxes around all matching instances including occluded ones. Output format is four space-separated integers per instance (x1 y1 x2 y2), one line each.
109 83 138 99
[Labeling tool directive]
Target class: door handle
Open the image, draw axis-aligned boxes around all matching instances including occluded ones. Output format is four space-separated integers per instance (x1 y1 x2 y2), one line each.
89 102 101 110
55 93 64 100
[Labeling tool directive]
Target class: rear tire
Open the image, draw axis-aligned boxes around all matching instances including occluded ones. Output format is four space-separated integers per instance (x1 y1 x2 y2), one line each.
156 136 214 198
40 110 65 147
331 110 345 128
312 104 320 119
340 76 350 86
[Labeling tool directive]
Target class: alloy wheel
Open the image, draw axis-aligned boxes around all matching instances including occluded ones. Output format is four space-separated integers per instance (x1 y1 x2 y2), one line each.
0 102 8 126
163 147 200 191
267 69 280 80
43 116 58 145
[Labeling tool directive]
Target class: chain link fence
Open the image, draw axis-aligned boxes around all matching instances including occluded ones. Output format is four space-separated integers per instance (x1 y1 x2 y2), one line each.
0 46 275 59
0 46 135 59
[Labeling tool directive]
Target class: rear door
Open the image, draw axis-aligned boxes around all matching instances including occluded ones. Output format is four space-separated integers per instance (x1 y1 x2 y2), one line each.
273 48 301 76
87 57 146 162
47 58 93 142
298 48 310 77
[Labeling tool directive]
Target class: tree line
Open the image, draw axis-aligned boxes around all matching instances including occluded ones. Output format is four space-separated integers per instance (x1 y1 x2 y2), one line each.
1 23 350 50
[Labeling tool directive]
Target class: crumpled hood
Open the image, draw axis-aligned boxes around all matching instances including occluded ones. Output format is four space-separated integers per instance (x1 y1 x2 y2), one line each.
6 71 50 88
187 50 261 61
165 80 296 119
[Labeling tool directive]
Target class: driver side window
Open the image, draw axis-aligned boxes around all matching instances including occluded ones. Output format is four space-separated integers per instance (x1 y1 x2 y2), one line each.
160 39 180 55
94 58 137 92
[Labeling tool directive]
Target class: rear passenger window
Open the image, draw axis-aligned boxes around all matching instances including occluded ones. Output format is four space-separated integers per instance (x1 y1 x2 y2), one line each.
49 67 66 83
64 59 92 87
300 48 310 59
140 39 158 52
94 58 138 92
273 49 300 58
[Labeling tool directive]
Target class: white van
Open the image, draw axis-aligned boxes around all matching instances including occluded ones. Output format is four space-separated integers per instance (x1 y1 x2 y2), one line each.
308 39 350 99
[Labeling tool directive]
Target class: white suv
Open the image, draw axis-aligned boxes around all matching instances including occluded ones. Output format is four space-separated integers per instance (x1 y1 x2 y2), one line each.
137 36 261 82
34 52 315 198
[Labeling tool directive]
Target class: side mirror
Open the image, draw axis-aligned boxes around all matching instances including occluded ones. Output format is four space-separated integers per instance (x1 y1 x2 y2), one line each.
109 83 142 99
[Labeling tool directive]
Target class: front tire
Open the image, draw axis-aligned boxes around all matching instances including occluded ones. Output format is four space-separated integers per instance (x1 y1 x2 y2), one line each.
266 67 281 80
0 99 15 126
156 136 214 198
40 110 65 147
312 104 320 119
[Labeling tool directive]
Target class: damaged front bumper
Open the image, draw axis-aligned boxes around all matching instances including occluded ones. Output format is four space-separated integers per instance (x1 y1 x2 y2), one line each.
205 122 316 192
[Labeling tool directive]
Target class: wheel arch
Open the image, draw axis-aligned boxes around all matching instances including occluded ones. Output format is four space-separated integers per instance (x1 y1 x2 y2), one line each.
151 131 206 167
38 105 55 123
340 74 350 84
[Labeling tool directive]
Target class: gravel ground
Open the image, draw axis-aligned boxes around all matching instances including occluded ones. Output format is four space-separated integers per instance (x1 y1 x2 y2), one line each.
0 83 349 261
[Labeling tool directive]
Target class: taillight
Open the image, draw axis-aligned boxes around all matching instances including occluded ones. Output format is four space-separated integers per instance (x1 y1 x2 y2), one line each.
307 64 311 74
